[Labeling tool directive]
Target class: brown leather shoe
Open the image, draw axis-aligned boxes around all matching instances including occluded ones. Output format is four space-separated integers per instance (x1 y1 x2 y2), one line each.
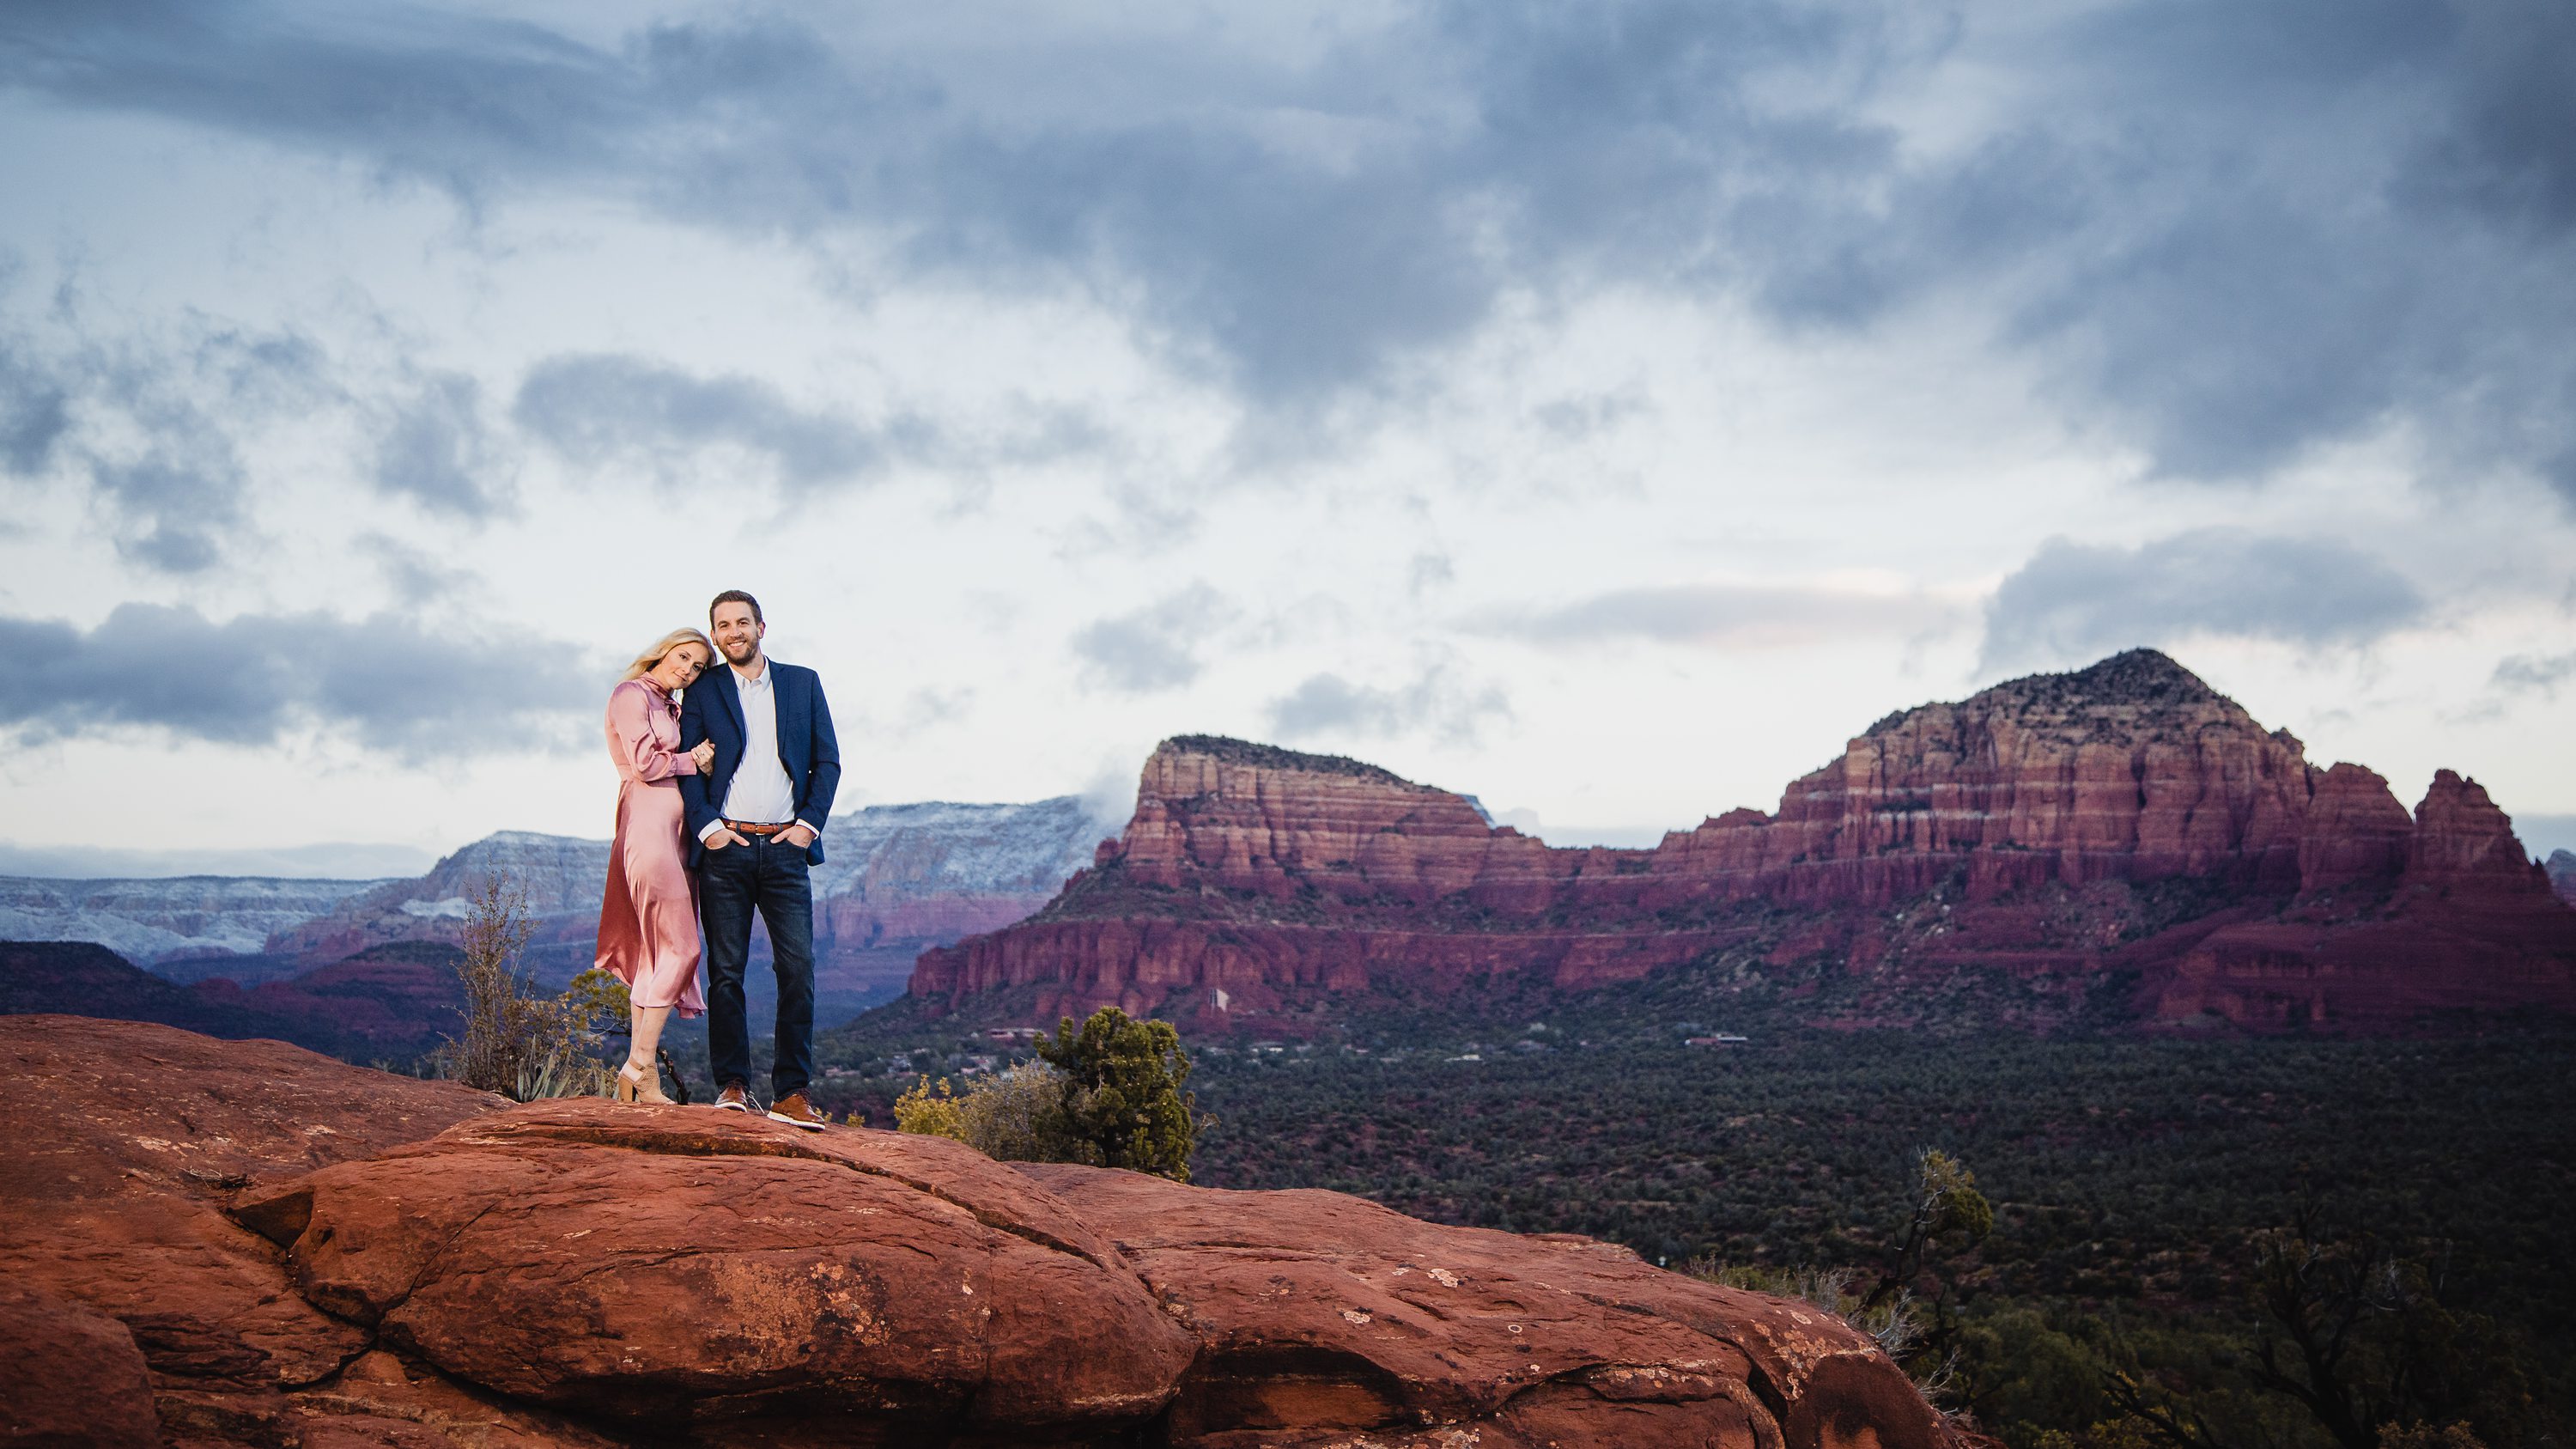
766 1091 827 1131
714 1082 753 1114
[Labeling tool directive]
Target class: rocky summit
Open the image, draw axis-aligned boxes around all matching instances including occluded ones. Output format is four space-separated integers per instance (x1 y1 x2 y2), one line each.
912 650 2576 1035
0 1015 1960 1448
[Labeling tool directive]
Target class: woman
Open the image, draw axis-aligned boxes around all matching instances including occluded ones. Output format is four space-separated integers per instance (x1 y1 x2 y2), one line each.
598 629 720 1105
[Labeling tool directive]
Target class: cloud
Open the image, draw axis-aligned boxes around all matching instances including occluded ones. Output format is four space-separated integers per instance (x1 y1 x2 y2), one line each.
1079 752 1143 833
1407 551 1455 600
0 603 597 757
358 533 477 607
0 340 70 476
1069 584 1234 693
1482 581 1954 648
79 327 334 571
1267 661 1510 745
1532 391 1649 441
1979 529 2429 672
86 454 245 573
0 314 336 573
5 1 2575 490
375 371 507 517
2489 650 2576 699
513 353 928 492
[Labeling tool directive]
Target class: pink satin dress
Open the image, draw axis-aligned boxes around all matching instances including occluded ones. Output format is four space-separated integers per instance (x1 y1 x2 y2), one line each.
597 678 707 1017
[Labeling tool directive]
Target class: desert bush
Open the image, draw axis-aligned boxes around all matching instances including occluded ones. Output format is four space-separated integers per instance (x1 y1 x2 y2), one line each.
894 1009 1201 1179
434 875 613 1101
1036 1007 1201 1181
1686 1259 1928 1361
895 1062 1089 1163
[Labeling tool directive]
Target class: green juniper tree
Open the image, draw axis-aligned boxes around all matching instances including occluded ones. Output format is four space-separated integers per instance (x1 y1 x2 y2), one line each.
1036 1008 1203 1182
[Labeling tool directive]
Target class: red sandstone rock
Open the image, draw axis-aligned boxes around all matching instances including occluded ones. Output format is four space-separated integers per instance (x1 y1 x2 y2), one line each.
1019 1163 1951 1449
1659 651 2314 905
0 1018 500 1399
2295 764 2414 891
238 1102 1200 1440
0 1016 525 1445
0 1282 162 1449
913 651 2576 1034
2405 770 2543 887
9 1019 1967 1448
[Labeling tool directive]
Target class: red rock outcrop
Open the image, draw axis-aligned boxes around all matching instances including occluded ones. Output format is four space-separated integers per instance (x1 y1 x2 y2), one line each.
2295 763 2415 891
5 1016 1967 1448
913 651 2576 1033
2404 770 2544 889
0 1282 163 1449
1022 1163 1952 1449
236 1102 1200 1440
0 1015 513 1446
1652 649 2317 904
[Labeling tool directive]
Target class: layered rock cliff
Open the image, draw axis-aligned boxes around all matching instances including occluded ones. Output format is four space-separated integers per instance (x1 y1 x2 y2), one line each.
0 801 1107 1014
2 1015 1965 1449
267 802 1105 977
0 873 392 964
914 651 2575 1033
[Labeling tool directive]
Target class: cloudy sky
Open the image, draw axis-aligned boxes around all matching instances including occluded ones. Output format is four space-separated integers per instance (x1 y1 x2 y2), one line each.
3 0 2573 876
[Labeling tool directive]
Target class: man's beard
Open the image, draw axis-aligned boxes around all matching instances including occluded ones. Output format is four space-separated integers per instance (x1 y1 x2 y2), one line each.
721 639 757 664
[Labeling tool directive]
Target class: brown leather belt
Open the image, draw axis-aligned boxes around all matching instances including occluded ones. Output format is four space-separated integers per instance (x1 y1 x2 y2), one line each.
724 820 795 837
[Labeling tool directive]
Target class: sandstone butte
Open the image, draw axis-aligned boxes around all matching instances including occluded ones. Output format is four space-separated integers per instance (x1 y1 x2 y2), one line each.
0 1016 1966 1449
910 650 2576 1034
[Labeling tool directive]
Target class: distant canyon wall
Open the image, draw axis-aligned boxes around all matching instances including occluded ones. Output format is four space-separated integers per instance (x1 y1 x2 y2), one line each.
7 801 1110 1003
914 651 2573 1032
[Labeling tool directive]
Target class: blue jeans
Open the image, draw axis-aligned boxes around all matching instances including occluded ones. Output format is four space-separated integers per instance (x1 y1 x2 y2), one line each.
697 836 816 1100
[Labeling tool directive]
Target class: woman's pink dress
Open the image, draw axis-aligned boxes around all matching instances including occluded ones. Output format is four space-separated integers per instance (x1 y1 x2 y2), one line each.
597 678 706 1016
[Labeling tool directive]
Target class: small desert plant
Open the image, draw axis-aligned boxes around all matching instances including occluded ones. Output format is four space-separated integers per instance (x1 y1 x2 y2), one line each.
895 1062 1089 1162
1686 1260 1929 1361
434 874 616 1101
896 1009 1204 1180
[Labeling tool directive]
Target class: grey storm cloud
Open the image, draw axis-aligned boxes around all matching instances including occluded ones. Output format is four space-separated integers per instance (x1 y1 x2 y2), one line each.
513 354 929 492
375 371 507 518
0 340 70 476
0 315 336 573
1978 529 2430 672
1485 583 1951 648
1069 584 1234 694
1267 663 1510 746
0 603 597 757
4 1 2574 490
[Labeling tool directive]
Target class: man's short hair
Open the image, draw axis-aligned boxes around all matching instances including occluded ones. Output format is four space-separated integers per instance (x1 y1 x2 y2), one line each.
709 589 763 626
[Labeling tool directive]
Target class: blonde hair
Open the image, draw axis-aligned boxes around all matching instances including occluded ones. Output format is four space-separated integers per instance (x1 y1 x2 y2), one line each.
621 628 715 683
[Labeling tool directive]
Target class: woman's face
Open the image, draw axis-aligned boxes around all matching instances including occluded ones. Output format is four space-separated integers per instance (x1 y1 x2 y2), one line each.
656 642 710 689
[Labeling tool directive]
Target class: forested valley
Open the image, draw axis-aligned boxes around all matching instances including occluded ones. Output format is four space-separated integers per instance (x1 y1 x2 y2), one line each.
820 1002 2575 1449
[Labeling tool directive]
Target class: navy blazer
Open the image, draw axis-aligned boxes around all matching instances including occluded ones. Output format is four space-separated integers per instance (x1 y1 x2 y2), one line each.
677 660 841 868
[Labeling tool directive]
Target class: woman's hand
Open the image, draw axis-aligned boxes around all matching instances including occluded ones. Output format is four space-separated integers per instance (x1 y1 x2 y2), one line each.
690 740 716 772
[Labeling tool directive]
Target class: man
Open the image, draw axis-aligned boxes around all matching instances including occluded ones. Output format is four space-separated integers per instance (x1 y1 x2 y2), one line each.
677 589 841 1129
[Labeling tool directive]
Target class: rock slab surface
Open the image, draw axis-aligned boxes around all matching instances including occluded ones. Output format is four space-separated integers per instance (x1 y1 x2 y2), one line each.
3 1016 1966 1448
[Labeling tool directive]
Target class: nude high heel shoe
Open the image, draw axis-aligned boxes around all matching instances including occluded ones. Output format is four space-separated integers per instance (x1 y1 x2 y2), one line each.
617 1059 673 1105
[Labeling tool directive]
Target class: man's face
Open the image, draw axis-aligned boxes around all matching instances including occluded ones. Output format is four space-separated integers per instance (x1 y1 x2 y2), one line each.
711 604 764 666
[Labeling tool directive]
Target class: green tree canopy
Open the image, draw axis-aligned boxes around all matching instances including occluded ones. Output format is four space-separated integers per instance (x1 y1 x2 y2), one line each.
1036 1008 1202 1182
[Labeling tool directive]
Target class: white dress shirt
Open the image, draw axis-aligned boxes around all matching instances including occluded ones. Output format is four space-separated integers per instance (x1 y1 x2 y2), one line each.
700 658 820 843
